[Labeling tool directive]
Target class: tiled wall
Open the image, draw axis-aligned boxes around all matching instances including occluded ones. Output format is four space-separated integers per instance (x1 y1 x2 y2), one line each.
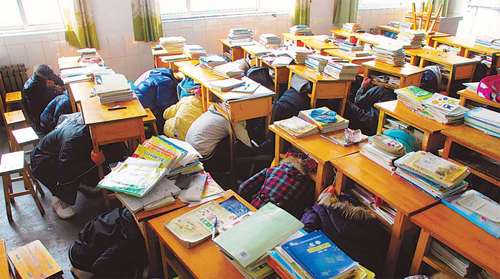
356 8 408 33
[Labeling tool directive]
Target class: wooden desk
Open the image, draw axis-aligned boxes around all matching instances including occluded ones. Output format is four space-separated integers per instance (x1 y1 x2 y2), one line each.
160 56 191 72
0 240 9 279
287 65 352 113
410 204 500 278
375 100 448 152
355 33 407 47
175 61 225 111
67 81 94 112
149 190 255 279
457 89 500 110
260 60 290 96
151 45 169 68
270 124 362 198
441 125 500 190
240 44 268 67
362 60 427 90
282 32 314 47
302 39 339 55
331 153 437 278
324 49 375 75
219 39 257 61
330 29 358 44
377 25 450 47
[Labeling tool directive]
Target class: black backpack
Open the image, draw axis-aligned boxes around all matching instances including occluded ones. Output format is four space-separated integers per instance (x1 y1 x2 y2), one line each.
69 208 147 278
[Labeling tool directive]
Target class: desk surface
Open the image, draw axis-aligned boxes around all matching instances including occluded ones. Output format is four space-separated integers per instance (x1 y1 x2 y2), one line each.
80 97 147 125
269 125 363 164
135 198 188 222
375 100 449 133
378 25 450 38
281 32 315 41
331 153 437 216
302 39 339 51
458 89 500 110
287 64 340 82
363 60 427 76
330 29 357 38
324 49 375 61
219 39 257 48
441 125 500 162
149 190 255 279
411 203 500 278
416 48 478 66
175 60 224 83
68 81 94 103
434 37 500 57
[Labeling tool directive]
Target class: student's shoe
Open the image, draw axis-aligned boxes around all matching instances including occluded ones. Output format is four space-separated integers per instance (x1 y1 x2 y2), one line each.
78 184 102 195
51 197 76 219
70 266 94 279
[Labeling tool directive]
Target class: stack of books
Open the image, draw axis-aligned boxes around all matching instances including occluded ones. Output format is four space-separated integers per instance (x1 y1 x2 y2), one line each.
350 184 396 225
360 134 406 172
420 93 469 125
268 230 372 279
259 34 281 47
321 128 368 147
324 61 360 80
77 48 101 64
159 36 186 54
429 240 473 277
373 43 405 66
94 74 135 104
341 22 363 32
464 107 500 138
288 46 313 64
493 40 500 50
289 25 313 36
397 30 425 48
183 45 207 60
275 116 319 138
212 62 244 78
298 107 349 133
208 78 245 91
304 54 331 72
199 55 227 71
394 86 434 110
475 36 495 48
339 41 364 52
394 151 470 199
314 34 332 42
228 28 254 44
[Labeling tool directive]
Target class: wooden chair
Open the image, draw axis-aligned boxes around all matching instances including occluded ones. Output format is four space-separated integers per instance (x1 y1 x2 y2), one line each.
143 108 159 136
0 76 29 120
8 240 63 279
0 93 29 151
0 240 10 279
0 151 45 222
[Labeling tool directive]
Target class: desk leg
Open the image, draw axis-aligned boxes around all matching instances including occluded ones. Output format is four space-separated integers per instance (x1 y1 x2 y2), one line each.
315 163 327 199
159 242 171 279
383 212 411 278
273 134 283 167
410 229 431 275
287 70 293 90
229 120 235 187
458 95 467 106
376 111 386 134
310 83 318 108
145 222 161 277
441 137 453 159
334 171 346 196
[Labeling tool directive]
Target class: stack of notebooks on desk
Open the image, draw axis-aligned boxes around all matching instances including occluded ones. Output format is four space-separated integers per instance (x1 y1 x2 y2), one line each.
271 56 294 67
289 46 313 64
243 45 271 56
350 184 396 225
429 240 474 277
360 134 406 172
94 74 135 104
275 116 319 138
213 62 245 78
475 36 498 49
314 34 333 43
259 34 281 47
396 30 425 48
298 106 349 133
183 45 207 60
419 93 468 125
395 86 434 110
160 54 189 63
228 28 254 44
464 107 500 138
77 48 101 63
394 151 470 199
289 25 313 36
324 61 360 80
373 43 405 66
304 54 331 72
160 36 186 54
199 55 227 71
341 22 363 32
208 78 245 91
339 41 363 52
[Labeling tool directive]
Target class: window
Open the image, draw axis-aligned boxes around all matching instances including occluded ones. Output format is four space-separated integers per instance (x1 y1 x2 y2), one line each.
159 0 294 19
358 0 408 10
0 0 63 32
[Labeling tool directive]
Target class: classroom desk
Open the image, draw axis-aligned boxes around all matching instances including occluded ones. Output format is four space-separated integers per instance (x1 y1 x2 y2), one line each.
149 190 255 279
375 100 448 152
286 65 352 114
457 88 500 110
377 25 450 47
67 81 94 112
260 59 290 96
151 45 169 68
410 204 500 278
362 60 427 90
355 33 406 47
240 44 269 67
219 39 257 61
324 49 375 75
331 153 438 278
174 60 225 111
281 32 314 47
441 125 500 189
160 56 191 72
302 39 339 55
269 124 363 198
330 29 358 44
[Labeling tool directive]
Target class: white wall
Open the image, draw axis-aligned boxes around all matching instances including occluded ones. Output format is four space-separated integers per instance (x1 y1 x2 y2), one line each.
310 0 335 34
448 0 500 39
356 8 408 33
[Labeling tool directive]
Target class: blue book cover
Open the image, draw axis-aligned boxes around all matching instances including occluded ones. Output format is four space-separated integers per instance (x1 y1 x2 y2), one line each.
220 196 251 217
282 231 358 279
443 190 500 238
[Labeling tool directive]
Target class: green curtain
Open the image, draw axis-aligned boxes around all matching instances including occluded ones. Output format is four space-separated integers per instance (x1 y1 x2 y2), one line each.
58 0 99 49
132 0 163 42
333 0 358 27
430 0 449 17
294 0 311 26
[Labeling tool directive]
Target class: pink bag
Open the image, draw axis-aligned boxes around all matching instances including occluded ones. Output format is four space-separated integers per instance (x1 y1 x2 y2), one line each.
477 74 500 102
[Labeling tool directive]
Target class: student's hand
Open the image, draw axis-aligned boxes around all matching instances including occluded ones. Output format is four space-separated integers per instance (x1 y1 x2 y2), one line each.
361 77 372 88
91 150 106 166
55 85 63 93
46 79 55 88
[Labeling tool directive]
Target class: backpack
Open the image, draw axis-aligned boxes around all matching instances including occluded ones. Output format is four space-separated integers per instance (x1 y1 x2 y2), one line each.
68 208 147 278
177 76 201 99
246 67 274 91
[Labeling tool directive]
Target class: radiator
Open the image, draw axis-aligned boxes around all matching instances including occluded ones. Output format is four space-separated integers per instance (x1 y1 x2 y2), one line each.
0 64 28 93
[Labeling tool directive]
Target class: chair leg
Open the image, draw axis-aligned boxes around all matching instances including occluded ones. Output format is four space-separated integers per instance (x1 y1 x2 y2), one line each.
152 123 159 136
2 175 13 222
25 163 44 198
22 169 45 216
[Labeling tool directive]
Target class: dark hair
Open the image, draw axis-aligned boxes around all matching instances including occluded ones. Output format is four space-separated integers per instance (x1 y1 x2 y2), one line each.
34 64 54 79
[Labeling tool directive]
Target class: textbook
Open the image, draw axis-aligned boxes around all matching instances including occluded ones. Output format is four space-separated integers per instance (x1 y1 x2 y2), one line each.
214 203 304 268
282 230 359 279
275 116 319 138
299 107 349 133
394 86 434 110
209 78 245 91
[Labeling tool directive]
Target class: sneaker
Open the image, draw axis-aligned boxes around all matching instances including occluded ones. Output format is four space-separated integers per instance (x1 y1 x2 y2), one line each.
51 197 76 219
70 266 94 279
78 184 102 195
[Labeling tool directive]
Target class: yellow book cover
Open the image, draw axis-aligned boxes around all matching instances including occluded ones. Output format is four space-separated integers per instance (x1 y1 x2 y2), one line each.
133 145 173 169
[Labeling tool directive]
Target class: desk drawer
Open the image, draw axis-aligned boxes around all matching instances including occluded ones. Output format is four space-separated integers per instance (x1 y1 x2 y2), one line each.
313 82 350 99
454 64 476 80
227 97 272 122
89 118 144 146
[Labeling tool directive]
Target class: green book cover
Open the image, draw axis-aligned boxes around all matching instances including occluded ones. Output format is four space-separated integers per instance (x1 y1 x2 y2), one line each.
214 203 303 268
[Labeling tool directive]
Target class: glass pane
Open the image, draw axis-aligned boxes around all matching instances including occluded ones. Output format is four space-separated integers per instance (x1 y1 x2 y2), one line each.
190 0 257 13
0 0 23 27
21 0 63 25
260 0 294 12
159 0 188 14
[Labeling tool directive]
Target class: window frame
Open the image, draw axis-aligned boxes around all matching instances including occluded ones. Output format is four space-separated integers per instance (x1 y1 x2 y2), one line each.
0 0 64 35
